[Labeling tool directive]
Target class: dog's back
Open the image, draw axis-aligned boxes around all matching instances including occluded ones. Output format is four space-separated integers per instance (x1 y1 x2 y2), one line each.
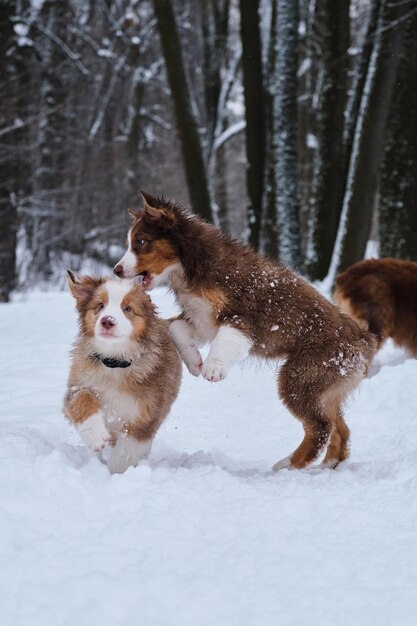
334 258 417 355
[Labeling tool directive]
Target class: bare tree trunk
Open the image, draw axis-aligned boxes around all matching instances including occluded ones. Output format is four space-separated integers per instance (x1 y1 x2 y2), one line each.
273 0 303 270
0 2 19 301
32 1 69 280
380 10 417 261
306 0 350 280
262 0 278 258
297 0 317 258
328 0 409 282
153 0 212 221
202 0 230 153
343 0 381 170
201 0 230 229
239 0 266 249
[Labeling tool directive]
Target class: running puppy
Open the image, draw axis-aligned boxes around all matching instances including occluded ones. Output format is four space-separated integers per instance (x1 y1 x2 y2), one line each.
64 272 181 473
115 193 378 470
334 258 417 355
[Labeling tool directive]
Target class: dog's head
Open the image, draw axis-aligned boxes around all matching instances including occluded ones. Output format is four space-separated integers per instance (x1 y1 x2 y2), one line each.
114 191 183 290
67 271 155 355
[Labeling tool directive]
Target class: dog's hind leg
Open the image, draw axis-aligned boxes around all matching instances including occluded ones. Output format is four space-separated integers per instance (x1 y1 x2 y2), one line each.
274 357 332 470
273 409 331 471
320 414 350 468
319 380 352 467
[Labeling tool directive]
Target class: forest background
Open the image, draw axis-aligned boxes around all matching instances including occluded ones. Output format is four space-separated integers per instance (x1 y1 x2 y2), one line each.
1 0 416 301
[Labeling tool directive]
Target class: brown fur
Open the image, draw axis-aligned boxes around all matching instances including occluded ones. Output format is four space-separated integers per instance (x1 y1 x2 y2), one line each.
334 258 417 356
117 193 378 470
63 276 181 462
65 389 101 425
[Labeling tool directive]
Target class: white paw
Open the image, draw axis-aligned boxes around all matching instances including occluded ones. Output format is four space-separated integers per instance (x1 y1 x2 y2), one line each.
272 455 294 472
181 345 203 377
169 320 202 377
201 358 229 382
77 412 111 452
106 435 152 474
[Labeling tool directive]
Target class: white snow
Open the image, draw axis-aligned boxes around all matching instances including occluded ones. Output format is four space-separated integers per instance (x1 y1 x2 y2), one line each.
307 132 319 149
13 24 29 37
1 288 417 625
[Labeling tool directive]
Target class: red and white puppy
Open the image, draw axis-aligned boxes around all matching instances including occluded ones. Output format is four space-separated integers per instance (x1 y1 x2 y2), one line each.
113 193 377 471
63 272 181 473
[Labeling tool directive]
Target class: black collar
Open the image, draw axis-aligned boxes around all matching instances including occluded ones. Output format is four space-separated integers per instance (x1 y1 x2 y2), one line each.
91 353 132 369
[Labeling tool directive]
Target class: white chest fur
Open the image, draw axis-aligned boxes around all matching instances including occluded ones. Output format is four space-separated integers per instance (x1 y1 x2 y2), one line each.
170 273 218 345
100 386 139 429
81 368 139 431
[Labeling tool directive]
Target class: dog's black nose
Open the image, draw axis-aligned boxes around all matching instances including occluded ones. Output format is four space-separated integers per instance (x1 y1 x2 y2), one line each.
101 316 116 330
114 264 123 277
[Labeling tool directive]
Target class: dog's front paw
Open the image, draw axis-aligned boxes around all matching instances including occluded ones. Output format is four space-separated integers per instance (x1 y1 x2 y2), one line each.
182 345 203 377
202 358 229 382
77 412 111 452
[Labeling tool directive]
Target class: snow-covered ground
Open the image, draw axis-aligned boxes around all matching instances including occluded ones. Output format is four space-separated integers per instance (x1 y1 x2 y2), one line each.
1 287 417 626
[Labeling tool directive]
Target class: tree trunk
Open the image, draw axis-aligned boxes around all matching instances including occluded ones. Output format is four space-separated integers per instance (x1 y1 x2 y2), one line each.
239 0 266 249
0 2 19 301
261 0 278 258
328 0 409 282
343 0 382 169
201 0 231 229
273 0 303 270
379 10 417 260
305 0 350 280
153 0 212 221
30 0 68 280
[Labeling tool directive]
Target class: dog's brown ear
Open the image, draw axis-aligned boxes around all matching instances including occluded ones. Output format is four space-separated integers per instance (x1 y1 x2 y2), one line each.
127 208 139 223
67 270 103 304
140 190 175 223
67 270 81 299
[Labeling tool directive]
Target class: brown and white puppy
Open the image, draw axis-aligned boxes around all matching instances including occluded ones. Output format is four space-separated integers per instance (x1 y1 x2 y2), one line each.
114 192 378 471
334 258 417 356
63 272 181 473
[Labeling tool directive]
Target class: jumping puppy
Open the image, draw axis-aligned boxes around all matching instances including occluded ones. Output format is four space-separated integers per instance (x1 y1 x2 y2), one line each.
115 193 378 470
334 258 417 355
64 272 181 473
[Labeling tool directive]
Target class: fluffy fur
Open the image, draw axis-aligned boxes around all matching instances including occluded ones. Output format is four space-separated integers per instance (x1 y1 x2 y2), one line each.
115 192 378 470
63 273 181 473
334 258 417 355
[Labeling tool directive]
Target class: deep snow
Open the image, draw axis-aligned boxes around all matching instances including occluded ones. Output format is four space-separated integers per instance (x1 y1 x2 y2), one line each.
1 287 417 626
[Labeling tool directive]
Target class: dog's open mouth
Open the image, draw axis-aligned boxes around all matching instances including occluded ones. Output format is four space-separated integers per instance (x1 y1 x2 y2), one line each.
139 271 153 290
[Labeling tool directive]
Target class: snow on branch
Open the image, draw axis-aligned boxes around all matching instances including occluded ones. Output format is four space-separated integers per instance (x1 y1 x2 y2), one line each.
32 22 90 77
213 120 246 152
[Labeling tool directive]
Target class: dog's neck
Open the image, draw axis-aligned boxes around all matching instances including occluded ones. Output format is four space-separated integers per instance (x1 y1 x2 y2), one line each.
91 352 132 369
171 215 227 286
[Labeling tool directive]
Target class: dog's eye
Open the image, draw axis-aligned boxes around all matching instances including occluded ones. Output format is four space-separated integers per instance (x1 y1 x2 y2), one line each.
123 305 132 313
136 239 146 246
97 303 104 310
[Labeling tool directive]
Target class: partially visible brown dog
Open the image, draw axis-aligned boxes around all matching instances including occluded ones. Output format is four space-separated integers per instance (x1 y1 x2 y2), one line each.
334 258 417 356
114 192 378 470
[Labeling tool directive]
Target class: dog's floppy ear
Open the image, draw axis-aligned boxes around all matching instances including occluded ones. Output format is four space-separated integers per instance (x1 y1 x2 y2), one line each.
140 190 175 223
67 270 103 304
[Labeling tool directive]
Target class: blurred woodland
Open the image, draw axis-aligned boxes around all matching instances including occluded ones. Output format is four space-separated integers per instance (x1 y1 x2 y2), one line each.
1 0 416 301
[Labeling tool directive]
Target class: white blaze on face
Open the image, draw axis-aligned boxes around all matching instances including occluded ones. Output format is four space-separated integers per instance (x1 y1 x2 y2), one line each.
94 279 135 354
116 228 137 278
